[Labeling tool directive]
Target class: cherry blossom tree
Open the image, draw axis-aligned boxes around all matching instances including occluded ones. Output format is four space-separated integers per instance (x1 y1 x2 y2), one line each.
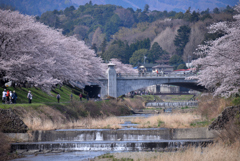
101 58 138 74
109 58 138 74
190 4 240 97
0 9 105 88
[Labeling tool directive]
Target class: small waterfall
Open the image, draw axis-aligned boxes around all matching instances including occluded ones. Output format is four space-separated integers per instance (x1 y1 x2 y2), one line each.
95 132 103 141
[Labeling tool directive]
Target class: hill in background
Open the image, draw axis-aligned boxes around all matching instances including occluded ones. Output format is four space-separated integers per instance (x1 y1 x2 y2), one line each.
0 0 238 15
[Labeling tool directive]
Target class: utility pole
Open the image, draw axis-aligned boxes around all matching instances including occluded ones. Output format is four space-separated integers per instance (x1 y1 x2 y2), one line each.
144 55 147 64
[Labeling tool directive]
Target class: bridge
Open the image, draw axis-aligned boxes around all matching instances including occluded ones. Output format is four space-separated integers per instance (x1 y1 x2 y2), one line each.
98 63 204 98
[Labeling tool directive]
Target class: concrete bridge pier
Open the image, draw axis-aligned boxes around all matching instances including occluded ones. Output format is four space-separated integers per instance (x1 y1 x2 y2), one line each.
106 63 117 98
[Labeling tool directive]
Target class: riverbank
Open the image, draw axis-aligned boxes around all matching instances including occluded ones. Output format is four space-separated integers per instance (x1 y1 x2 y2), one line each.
94 141 240 161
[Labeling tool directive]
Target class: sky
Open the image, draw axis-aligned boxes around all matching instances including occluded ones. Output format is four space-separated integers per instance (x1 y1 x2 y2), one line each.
72 0 239 12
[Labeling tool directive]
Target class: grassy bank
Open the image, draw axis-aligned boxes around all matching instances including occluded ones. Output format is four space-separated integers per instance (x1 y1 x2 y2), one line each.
0 85 84 105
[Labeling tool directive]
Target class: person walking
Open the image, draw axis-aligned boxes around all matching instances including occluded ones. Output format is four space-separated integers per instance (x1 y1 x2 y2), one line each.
86 93 89 101
9 91 12 104
27 91 33 104
2 89 6 104
56 93 60 103
79 93 83 101
12 91 17 104
6 90 10 103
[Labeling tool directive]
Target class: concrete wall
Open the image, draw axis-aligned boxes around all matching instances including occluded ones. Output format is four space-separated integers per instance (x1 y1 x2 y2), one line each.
6 128 217 142
146 101 198 107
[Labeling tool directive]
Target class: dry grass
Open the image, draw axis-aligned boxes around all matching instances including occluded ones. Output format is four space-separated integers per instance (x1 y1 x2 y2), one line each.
0 132 10 159
80 116 123 129
14 106 124 130
105 141 240 161
0 132 21 160
197 95 232 119
11 99 132 130
132 113 202 128
151 141 240 161
124 97 145 110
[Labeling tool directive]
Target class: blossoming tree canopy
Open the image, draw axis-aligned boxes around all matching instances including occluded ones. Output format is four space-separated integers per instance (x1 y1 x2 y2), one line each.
191 4 240 97
0 9 105 88
101 58 138 74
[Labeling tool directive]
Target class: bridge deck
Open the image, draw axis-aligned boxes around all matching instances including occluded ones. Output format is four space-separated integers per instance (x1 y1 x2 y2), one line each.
116 73 196 79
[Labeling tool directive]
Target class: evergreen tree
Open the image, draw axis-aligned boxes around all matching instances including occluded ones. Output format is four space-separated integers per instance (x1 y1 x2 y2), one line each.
174 25 191 56
147 42 164 63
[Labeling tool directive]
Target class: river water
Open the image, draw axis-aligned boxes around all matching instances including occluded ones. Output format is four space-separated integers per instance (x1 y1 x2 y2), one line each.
11 113 212 161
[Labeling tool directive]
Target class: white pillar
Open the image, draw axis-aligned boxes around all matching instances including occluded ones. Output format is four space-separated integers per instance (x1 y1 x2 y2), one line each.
106 63 117 98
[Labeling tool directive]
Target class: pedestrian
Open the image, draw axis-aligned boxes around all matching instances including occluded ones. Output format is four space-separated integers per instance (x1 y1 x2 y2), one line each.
2 89 6 104
27 91 33 104
79 93 83 101
12 91 17 104
86 93 89 101
56 93 60 103
9 91 12 104
6 90 10 103
98 93 100 98
70 93 73 101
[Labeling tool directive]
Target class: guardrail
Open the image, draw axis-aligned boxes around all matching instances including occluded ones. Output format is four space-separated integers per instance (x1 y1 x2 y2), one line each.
117 72 196 78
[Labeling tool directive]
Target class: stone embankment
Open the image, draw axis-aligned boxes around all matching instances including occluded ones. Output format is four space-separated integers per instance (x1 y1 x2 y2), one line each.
209 105 240 130
0 109 28 133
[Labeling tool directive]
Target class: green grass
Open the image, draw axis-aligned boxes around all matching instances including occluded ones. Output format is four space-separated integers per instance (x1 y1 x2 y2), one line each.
162 95 194 101
190 118 215 127
136 95 162 102
0 85 85 109
232 97 240 105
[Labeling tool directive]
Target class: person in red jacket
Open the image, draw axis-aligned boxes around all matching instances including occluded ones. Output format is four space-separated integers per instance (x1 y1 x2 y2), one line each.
79 93 83 101
6 90 10 103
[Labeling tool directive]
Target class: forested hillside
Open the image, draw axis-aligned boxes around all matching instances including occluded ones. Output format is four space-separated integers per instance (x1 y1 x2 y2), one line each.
36 2 237 69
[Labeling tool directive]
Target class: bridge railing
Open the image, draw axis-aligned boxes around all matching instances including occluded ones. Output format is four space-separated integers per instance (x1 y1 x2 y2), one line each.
116 72 196 78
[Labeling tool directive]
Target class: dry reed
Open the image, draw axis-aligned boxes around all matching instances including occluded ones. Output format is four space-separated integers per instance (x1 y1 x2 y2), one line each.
133 113 202 128
109 141 240 161
197 95 232 119
80 116 123 129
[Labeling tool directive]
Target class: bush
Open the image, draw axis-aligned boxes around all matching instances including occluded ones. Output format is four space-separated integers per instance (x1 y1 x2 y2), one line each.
0 132 13 161
218 112 240 144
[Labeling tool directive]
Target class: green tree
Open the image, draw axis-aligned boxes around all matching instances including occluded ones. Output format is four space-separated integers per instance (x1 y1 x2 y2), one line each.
104 14 122 40
224 5 234 14
147 42 164 63
91 43 98 54
190 11 199 22
183 7 191 21
174 25 191 56
129 49 148 66
175 12 184 19
213 7 220 14
169 55 185 70
144 4 149 13
138 12 149 22
177 64 187 70
102 40 131 63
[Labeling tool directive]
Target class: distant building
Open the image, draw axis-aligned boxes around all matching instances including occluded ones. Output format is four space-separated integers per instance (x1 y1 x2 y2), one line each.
152 65 174 74
138 64 174 74
138 63 156 73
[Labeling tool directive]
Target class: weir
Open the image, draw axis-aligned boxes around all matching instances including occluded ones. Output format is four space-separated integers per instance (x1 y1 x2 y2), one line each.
145 101 198 107
10 128 216 154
